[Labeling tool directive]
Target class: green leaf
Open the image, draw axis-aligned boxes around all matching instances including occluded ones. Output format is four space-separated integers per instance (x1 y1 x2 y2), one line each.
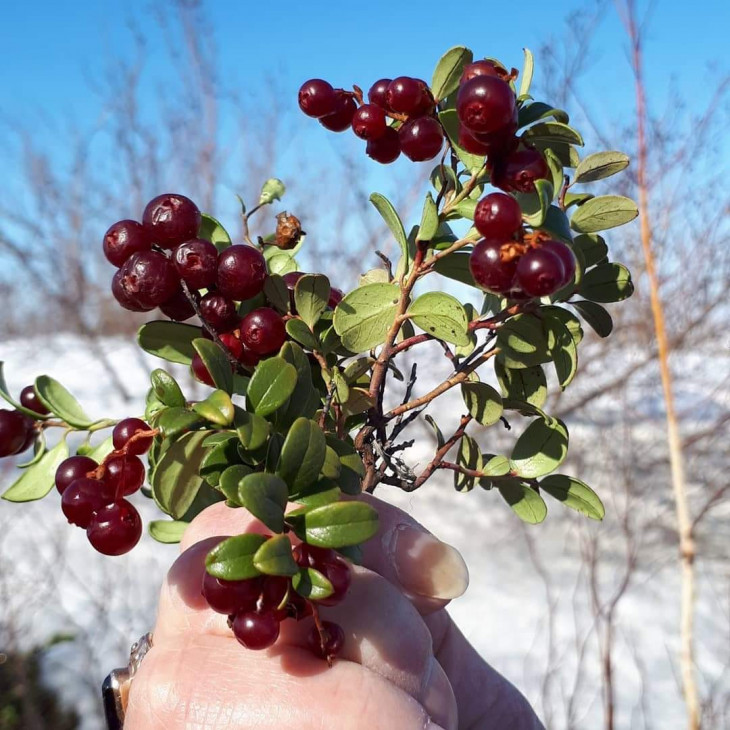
150 369 186 408
247 357 298 417
1 439 69 502
370 193 412 276
321 445 342 480
267 253 300 275
157 407 204 439
425 414 445 449
325 435 364 496
193 339 234 394
418 193 440 242
578 263 634 303
294 275 331 329
235 409 271 452
518 47 534 97
431 45 473 100
540 474 604 520
516 179 553 227
438 108 487 172
17 434 46 469
151 431 209 519
494 361 547 408
408 292 469 346
573 300 613 337
238 472 289 533
253 534 298 576
297 501 379 548
285 318 320 350
482 455 511 477
541 206 573 243
277 417 327 492
432 252 477 287
455 434 481 492
198 213 232 252
192 390 234 426
523 122 584 146
292 480 341 509
138 321 200 365
205 533 267 580
572 234 608 267
87 436 114 464
574 151 630 183
263 275 290 314
498 480 547 524
496 313 550 368
333 283 400 352
218 464 252 502
511 417 568 478
199 437 240 488
34 376 94 428
292 566 334 601
461 382 503 426
259 178 286 205
518 101 569 127
343 357 374 383
149 520 188 544
532 140 580 168
570 196 639 233
543 313 578 388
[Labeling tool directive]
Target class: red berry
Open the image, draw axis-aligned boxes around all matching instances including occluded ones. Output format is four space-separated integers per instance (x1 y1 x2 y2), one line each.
238 343 261 369
55 456 98 495
298 79 337 118
86 500 142 556
399 117 444 162
199 292 238 331
367 78 392 109
282 271 305 310
173 238 219 290
287 591 313 620
386 77 431 116
112 418 152 455
307 620 345 660
515 247 566 297
491 147 549 193
61 478 109 528
118 251 180 308
240 308 286 356
202 573 262 615
103 455 145 498
456 76 516 136
142 193 201 249
19 386 49 416
317 559 351 607
191 353 215 387
474 193 523 240
219 332 244 360
159 287 196 322
260 576 291 618
460 59 505 84
0 410 33 458
469 239 518 294
319 91 357 132
294 544 337 568
352 104 387 140
540 240 576 287
216 245 267 302
328 288 343 308
366 127 401 164
232 609 280 650
111 269 155 312
458 125 492 156
103 220 152 268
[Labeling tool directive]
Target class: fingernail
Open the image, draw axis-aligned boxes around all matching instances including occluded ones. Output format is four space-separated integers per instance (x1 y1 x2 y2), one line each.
392 524 469 600
421 658 458 730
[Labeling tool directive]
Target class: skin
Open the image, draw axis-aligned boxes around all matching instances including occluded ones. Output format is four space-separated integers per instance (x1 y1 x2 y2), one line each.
126 496 544 730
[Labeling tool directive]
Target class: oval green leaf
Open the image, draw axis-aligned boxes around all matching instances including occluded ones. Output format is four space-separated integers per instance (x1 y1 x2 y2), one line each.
149 520 188 544
34 376 94 428
461 382 503 426
247 357 298 417
205 533 267 580
292 566 334 601
199 213 232 252
408 291 469 346
431 45 473 101
572 300 613 337
333 283 400 352
511 417 569 479
138 321 200 364
299 501 378 548
253 534 298 576
294 274 331 329
570 195 639 233
150 369 186 408
578 263 634 303
574 151 630 183
540 474 605 520
498 480 548 524
1 439 69 502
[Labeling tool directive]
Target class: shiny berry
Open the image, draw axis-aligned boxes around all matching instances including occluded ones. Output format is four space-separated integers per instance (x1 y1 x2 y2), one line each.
515 247 566 297
142 193 201 249
294 544 337 568
238 343 261 369
199 292 238 331
474 193 523 240
217 245 267 301
317 559 351 607
173 238 219 290
19 386 49 416
111 269 155 312
456 76 516 135
469 239 518 294
159 288 196 321
352 104 387 140
103 455 145 498
308 621 345 660
0 410 33 457
113 418 152 455
366 127 401 164
460 59 505 83
541 240 576 287
367 78 392 109
202 573 262 615
260 576 291 618
491 147 549 193
118 251 180 308
55 456 98 495
61 478 109 528
386 77 430 116
471 120 519 159
458 126 491 156
240 308 286 356
86 500 142 556
328 288 343 308
399 117 444 162
319 91 357 132
232 610 280 650
298 79 337 118
287 591 313 620
191 353 215 387
103 220 152 268
219 332 244 360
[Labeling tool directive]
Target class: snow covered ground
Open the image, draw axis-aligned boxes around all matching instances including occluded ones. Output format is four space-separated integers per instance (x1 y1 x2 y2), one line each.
1 334 728 729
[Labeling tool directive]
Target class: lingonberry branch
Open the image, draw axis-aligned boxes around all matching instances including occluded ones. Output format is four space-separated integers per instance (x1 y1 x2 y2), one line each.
558 174 571 211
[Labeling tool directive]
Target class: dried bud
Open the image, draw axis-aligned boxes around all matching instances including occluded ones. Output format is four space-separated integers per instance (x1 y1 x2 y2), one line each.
274 212 304 250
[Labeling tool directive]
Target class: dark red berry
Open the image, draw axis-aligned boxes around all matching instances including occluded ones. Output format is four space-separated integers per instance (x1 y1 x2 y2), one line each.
103 220 152 268
399 117 444 162
199 292 238 331
159 288 196 321
191 354 215 387
307 620 345 660
216 245 267 302
352 104 387 140
111 269 155 312
328 288 343 308
0 410 33 458
367 78 392 110
219 332 244 361
118 251 180 308
55 456 98 495
103 455 145 498
456 76 516 136
238 343 261 369
460 59 505 84
202 572 262 615
540 240 576 287
86 500 142 556
287 591 313 620
386 77 430 116
112 418 152 455
317 559 351 607
469 239 518 294
298 79 337 118
282 271 305 310
61 478 109 528
458 125 492 156
294 544 337 568
173 238 219 290
319 91 357 132
18 427 36 455
240 308 286 356
474 193 523 240
232 610 280 650
142 193 201 249
366 127 401 164
19 386 49 416
471 122 519 160
260 576 291 618
491 147 549 193
515 247 566 297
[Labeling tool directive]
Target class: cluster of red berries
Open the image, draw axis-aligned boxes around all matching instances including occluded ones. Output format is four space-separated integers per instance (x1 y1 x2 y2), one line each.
468 191 576 297
0 386 49 459
298 76 443 164
53 418 153 555
203 543 349 660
